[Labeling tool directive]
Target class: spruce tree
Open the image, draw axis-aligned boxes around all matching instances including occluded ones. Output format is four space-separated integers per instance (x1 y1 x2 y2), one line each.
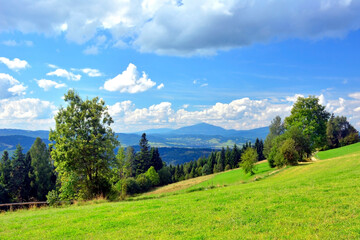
29 138 54 201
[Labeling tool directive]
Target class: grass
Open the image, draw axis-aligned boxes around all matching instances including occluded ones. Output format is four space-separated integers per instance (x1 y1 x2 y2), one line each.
315 142 360 160
1 143 360 239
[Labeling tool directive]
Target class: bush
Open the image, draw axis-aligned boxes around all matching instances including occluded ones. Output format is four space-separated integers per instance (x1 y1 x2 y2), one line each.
280 138 299 166
46 190 60 206
145 166 160 186
136 174 152 192
121 178 140 196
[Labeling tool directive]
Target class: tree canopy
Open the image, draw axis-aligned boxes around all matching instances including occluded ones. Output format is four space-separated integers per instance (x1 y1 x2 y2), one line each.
49 90 119 199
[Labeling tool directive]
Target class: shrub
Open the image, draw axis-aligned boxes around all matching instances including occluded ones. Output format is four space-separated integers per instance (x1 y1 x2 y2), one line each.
145 166 160 186
280 138 299 166
202 164 211 176
225 164 231 171
121 178 140 196
46 190 60 206
136 174 152 192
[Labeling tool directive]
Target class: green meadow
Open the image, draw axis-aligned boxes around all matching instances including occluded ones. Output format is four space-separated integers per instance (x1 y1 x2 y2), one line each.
1 143 360 239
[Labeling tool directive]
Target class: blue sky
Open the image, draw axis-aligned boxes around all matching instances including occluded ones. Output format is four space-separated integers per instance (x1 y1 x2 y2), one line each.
0 0 359 132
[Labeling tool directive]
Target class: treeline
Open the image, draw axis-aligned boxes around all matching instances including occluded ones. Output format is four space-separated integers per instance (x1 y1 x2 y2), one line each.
115 136 265 196
0 138 56 204
264 96 359 168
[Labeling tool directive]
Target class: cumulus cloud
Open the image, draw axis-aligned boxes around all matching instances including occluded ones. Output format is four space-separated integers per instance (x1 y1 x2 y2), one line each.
107 93 360 132
0 98 56 130
0 57 30 71
80 68 102 77
0 73 27 98
157 83 164 90
103 63 156 93
107 97 294 132
0 0 360 55
36 79 67 91
47 68 81 81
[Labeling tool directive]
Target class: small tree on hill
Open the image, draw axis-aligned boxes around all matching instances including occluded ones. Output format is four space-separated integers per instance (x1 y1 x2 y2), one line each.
240 148 258 175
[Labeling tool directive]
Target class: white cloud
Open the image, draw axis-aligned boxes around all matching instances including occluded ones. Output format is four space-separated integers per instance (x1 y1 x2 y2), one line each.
157 83 164 90
349 92 360 100
0 57 30 71
8 84 27 96
0 1 359 56
286 94 304 102
47 64 58 69
0 73 27 98
47 68 81 81
0 98 56 130
103 63 156 93
36 79 67 91
81 68 102 77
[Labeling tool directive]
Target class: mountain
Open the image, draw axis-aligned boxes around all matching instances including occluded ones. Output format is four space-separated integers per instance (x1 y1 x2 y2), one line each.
0 124 269 159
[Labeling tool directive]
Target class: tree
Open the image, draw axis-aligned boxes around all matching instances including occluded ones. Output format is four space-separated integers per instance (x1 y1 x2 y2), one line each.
264 116 284 158
145 166 160 186
0 151 11 188
29 138 54 201
230 144 240 168
149 147 163 171
326 115 359 148
280 138 299 166
9 146 33 202
125 147 136 178
49 90 119 200
134 133 151 175
255 138 265 161
240 148 258 175
0 151 11 203
285 96 330 150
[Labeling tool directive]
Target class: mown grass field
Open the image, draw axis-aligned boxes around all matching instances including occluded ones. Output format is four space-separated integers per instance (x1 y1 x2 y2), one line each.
1 144 360 239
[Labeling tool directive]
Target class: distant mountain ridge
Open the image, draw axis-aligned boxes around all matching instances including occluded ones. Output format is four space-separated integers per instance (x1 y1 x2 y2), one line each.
0 123 268 154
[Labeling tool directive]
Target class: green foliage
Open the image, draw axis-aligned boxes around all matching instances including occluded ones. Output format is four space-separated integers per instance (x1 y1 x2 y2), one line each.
149 147 163 171
326 115 359 149
145 166 160 186
264 116 284 158
240 148 258 175
121 177 140 196
46 190 60 206
136 174 152 192
9 145 33 202
49 90 119 200
280 138 299 166
285 96 330 150
202 163 211 176
58 172 78 202
29 138 54 201
158 167 172 185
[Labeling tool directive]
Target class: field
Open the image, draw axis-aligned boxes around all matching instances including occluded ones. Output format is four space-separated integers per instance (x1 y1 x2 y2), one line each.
1 144 360 239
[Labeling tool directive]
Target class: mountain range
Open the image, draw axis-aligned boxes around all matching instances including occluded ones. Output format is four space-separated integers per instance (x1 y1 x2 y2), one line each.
0 123 269 164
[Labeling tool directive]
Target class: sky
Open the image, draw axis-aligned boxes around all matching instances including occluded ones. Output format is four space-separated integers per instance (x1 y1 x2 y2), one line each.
0 0 360 133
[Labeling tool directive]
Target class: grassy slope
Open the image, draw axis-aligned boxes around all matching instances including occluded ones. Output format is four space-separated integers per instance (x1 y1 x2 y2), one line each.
316 142 360 160
1 144 360 239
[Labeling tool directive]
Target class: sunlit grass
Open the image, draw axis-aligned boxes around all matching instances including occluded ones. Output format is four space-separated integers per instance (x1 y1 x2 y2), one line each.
1 143 360 239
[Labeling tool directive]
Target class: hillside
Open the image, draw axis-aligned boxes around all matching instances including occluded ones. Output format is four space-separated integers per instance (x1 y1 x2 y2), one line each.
1 143 359 239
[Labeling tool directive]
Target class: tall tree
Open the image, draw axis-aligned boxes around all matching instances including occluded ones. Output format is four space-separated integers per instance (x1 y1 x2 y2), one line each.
134 133 151 175
49 90 119 200
326 115 359 148
29 137 54 201
149 147 163 171
264 116 284 158
0 151 11 203
230 144 240 168
125 146 136 178
240 148 258 175
10 146 33 202
285 96 330 150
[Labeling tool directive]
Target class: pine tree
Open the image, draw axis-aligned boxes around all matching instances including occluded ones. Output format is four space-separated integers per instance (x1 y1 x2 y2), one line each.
29 138 54 201
149 147 163 171
135 133 151 175
230 144 240 168
0 151 11 203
